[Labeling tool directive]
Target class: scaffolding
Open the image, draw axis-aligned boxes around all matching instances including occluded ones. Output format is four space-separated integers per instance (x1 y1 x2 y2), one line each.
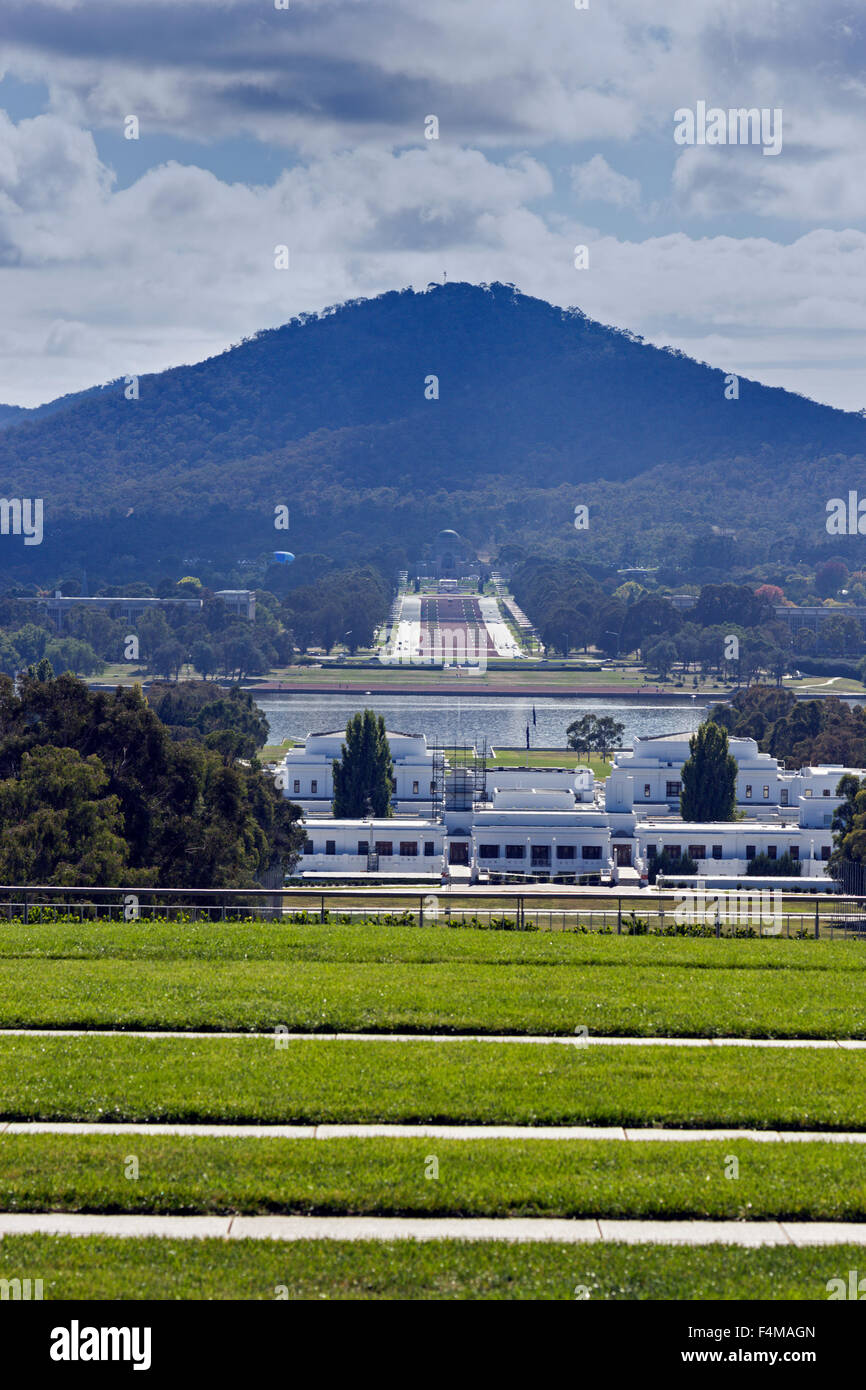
445 741 488 812
429 741 488 820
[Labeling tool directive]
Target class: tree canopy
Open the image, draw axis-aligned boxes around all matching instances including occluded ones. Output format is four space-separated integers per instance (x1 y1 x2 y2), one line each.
680 721 738 822
0 671 304 886
332 710 395 818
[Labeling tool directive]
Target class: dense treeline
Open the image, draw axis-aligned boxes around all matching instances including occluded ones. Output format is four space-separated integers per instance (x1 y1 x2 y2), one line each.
710 686 866 769
0 560 392 678
0 670 304 886
511 564 800 678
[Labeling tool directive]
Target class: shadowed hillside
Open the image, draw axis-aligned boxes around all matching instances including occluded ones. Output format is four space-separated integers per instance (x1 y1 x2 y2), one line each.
1 281 864 585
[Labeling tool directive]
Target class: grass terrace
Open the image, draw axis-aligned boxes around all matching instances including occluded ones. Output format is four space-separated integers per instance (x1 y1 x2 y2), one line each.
2 909 864 1299
0 1234 853 1301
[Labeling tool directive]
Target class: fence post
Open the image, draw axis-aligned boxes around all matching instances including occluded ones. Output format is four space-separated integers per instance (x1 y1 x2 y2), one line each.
814 901 820 939
320 894 326 924
617 897 622 934
419 895 424 930
23 891 28 925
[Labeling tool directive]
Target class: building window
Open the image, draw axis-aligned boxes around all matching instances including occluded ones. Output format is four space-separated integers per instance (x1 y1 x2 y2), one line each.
644 784 651 798
804 789 812 798
781 788 788 806
688 845 706 860
375 841 393 856
823 788 831 797
412 781 420 795
505 844 525 860
303 839 314 854
763 786 770 799
399 841 418 857
311 780 318 794
821 845 831 861
582 845 602 860
745 785 752 798
531 845 551 867
478 844 499 859
712 844 723 859
430 781 436 793
325 840 336 856
556 845 576 860
666 781 681 797
357 841 369 856
663 845 681 858
293 780 300 795
789 846 799 860
424 841 435 857
767 845 777 860
745 845 756 859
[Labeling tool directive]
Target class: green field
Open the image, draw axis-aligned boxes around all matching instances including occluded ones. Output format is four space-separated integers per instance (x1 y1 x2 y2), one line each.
2 1133 864 1221
3 919 857 964
1 1035 864 1128
2 947 864 1035
3 915 863 1300
0 1233 849 1301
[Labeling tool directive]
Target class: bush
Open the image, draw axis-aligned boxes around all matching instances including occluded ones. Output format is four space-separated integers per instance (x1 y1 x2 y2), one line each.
647 851 697 885
746 852 802 877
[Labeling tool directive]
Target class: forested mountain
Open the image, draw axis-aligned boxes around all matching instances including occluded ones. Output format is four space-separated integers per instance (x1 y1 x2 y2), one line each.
2 281 865 589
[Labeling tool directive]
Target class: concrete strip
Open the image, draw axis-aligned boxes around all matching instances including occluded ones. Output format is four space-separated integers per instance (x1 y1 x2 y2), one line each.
782 1222 866 1246
597 1220 790 1247
312 1124 627 1141
2 1213 866 1246
3 1121 866 1143
0 1029 863 1048
0 1213 231 1238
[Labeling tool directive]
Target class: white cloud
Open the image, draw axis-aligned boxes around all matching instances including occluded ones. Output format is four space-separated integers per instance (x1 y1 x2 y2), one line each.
572 155 641 210
0 112 863 413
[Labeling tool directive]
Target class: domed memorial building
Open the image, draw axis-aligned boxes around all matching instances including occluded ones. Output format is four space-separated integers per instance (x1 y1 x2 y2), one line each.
413 528 480 582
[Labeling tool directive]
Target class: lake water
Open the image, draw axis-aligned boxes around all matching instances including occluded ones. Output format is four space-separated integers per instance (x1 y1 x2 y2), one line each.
254 693 709 751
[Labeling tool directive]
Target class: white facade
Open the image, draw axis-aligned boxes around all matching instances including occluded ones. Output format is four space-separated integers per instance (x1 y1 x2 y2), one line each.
285 730 860 884
279 729 437 815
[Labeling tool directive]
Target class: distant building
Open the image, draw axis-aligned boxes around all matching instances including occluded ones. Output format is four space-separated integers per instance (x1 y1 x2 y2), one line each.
412 528 480 582
21 589 256 630
214 590 256 620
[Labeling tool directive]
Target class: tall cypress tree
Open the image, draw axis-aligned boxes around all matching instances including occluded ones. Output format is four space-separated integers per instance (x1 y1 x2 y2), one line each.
332 709 395 818
680 720 738 822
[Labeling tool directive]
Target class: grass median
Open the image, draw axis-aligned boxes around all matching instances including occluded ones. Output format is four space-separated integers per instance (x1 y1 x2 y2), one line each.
0 955 863 1036
0 1233 856 1300
1 1035 864 1128
1 1133 865 1221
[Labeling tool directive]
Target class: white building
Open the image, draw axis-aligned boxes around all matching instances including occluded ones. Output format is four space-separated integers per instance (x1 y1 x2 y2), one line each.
278 730 438 816
283 729 860 886
610 732 844 818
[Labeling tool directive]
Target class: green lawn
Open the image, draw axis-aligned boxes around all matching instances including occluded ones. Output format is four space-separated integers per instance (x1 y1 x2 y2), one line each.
486 748 611 777
1 1035 864 1128
0 1234 855 1300
2 1133 865 1221
1 920 859 965
2 953 864 1035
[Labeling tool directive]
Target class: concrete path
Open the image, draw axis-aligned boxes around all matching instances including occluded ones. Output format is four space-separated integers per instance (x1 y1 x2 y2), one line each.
1 1212 865 1246
1 1029 864 1048
3 1120 866 1143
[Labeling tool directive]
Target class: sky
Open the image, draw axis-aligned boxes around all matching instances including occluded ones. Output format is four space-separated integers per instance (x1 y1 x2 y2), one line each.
1 0 865 409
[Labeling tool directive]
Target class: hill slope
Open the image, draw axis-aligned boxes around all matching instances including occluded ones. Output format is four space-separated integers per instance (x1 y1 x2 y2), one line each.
0 281 864 584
